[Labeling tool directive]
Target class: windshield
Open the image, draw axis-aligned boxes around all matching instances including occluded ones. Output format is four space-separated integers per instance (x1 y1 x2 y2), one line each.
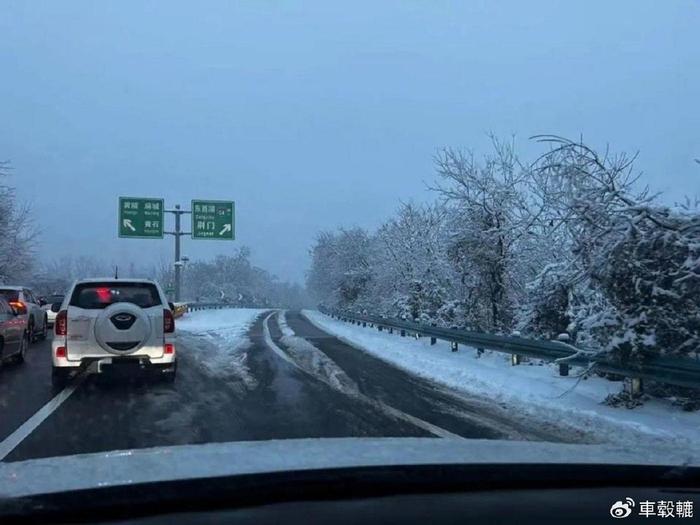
0 1 699 520
69 283 161 309
0 290 19 303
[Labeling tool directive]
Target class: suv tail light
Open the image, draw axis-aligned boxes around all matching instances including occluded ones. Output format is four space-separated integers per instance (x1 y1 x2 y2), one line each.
9 301 27 315
164 308 175 333
55 310 68 336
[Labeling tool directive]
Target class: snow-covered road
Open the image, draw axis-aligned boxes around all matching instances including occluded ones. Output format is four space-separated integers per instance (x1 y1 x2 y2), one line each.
2 308 695 464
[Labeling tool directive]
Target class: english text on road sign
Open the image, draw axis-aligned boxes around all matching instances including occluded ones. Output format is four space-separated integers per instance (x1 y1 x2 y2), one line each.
118 197 164 238
191 200 235 240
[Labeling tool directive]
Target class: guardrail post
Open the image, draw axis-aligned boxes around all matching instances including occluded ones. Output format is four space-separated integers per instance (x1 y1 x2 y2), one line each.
378 325 383 332
624 377 643 396
389 327 393 334
476 348 484 358
511 354 521 365
362 321 366 327
559 363 570 376
451 341 458 352
400 329 406 337
429 323 437 345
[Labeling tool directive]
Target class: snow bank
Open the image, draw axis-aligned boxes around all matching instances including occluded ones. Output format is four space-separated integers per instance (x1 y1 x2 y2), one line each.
177 308 265 337
303 310 700 447
177 309 266 382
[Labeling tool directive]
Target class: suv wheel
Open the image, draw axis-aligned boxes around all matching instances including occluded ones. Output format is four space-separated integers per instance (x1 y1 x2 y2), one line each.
51 367 72 390
13 333 28 363
37 316 48 341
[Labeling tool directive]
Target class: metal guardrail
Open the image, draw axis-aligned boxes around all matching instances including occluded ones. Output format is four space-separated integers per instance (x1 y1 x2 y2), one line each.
185 302 239 312
322 308 700 391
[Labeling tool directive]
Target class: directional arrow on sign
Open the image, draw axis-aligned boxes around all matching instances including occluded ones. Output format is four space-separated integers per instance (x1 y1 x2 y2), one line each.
192 200 234 240
123 219 136 232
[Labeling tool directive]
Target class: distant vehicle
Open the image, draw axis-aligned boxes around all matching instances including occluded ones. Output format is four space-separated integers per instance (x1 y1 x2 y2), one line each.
0 296 30 367
0 286 48 343
41 294 66 327
52 279 177 388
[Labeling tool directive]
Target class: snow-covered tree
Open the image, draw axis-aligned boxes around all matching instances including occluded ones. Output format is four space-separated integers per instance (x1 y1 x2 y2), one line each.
432 137 538 332
0 161 37 284
307 135 700 367
307 228 374 310
530 136 700 360
372 202 453 322
182 248 308 308
35 255 112 295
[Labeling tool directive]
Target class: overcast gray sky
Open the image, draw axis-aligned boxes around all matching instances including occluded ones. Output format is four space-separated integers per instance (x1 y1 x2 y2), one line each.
1 1 698 283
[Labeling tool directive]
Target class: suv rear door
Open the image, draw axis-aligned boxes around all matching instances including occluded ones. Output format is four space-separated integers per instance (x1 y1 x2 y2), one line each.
65 282 166 361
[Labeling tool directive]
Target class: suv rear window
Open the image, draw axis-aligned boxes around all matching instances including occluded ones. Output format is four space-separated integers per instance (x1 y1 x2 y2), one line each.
69 283 162 309
0 289 20 302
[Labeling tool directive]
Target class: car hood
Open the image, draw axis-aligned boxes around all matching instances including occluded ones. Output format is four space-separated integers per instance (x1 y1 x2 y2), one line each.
1 437 699 498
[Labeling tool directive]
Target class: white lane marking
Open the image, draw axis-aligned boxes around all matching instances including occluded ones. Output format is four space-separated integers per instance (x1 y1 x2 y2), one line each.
368 400 463 440
263 312 463 440
0 367 92 461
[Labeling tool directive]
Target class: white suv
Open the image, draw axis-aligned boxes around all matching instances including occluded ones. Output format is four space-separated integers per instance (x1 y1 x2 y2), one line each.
52 279 177 387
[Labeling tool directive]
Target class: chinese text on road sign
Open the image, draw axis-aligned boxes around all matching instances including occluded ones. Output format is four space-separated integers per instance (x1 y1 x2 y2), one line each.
191 200 235 240
118 197 164 238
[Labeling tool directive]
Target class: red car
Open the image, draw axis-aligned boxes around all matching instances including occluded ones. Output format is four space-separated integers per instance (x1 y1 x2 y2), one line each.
0 296 29 367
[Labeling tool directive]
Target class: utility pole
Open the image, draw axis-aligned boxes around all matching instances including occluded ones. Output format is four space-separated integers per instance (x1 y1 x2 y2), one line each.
165 204 191 302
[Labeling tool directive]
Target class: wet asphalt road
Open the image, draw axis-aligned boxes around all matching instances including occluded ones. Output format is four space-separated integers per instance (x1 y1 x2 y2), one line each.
0 310 571 463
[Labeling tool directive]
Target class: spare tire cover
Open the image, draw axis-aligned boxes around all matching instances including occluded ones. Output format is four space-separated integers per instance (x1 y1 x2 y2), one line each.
94 302 152 355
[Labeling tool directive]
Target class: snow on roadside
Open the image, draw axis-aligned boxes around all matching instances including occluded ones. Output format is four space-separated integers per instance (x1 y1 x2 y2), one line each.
177 309 266 383
178 309 265 339
302 310 700 447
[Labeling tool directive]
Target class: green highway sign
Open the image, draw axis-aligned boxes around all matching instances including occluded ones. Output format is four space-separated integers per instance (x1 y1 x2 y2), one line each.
191 199 235 240
118 197 164 238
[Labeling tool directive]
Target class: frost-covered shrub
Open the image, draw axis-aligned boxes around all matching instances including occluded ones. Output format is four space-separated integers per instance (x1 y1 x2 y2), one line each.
593 212 700 359
521 266 572 340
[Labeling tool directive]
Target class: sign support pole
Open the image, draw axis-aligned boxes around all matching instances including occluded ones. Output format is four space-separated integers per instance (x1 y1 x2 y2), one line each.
120 197 233 302
165 205 192 302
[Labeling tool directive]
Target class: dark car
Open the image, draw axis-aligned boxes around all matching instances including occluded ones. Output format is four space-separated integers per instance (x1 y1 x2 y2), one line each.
0 296 29 367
